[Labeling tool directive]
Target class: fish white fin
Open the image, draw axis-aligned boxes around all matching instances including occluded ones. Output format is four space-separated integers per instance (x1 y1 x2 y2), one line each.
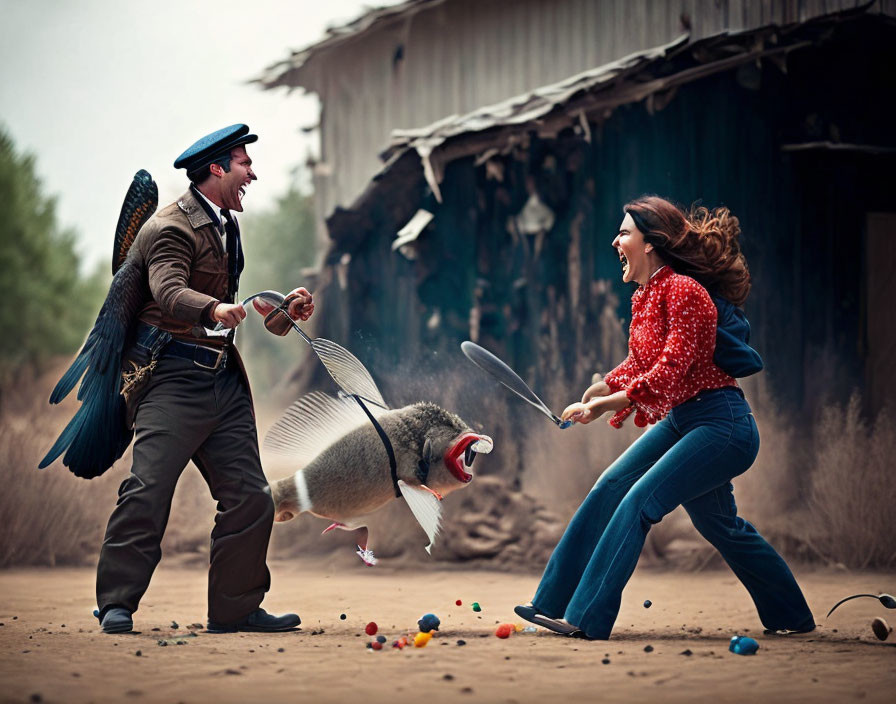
264 391 387 467
398 479 442 554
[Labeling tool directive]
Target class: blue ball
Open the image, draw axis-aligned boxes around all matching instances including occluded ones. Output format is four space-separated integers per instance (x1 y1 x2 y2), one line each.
729 635 759 655
418 613 441 633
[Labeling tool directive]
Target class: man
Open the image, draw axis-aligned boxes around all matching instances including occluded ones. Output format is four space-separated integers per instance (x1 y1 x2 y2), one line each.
96 124 313 634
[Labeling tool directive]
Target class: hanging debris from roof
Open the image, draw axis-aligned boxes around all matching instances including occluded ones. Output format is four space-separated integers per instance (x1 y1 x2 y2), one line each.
393 208 434 260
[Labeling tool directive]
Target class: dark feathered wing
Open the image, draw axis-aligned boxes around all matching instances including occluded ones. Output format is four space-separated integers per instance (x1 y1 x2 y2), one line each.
113 170 157 275
41 170 156 477
39 258 148 477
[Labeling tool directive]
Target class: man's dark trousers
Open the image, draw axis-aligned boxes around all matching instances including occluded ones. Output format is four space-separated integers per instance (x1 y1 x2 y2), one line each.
96 354 274 625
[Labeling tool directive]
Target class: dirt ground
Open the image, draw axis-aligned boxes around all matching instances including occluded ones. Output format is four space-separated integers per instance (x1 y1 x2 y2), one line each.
1 560 894 704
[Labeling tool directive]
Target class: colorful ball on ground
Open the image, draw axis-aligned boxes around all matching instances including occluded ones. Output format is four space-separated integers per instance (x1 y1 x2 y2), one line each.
472 602 482 612
418 613 441 633
414 631 433 648
495 623 514 639
365 622 378 636
729 635 759 655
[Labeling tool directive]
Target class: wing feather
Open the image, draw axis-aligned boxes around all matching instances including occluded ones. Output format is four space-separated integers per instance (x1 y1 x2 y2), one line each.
40 259 146 477
113 170 157 275
264 391 386 468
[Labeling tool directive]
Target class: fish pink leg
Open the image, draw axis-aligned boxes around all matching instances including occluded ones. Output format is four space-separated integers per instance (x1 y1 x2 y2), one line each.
320 522 377 565
355 527 369 550
420 484 443 501
321 522 346 535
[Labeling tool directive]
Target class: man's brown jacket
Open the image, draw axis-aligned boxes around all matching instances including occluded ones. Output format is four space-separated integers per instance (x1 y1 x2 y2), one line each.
130 188 230 345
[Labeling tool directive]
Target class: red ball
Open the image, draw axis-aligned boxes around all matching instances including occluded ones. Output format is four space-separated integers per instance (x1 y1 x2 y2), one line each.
365 622 378 636
371 640 383 650
455 600 462 606
495 623 514 639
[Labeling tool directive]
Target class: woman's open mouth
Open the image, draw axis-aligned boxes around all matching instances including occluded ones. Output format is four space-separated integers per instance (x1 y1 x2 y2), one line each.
444 433 493 483
619 251 629 275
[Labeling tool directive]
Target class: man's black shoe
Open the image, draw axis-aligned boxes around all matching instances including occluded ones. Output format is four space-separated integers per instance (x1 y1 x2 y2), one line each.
207 608 300 634
99 606 134 634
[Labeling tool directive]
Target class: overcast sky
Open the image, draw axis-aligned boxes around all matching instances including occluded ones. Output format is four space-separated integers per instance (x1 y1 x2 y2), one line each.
0 0 396 271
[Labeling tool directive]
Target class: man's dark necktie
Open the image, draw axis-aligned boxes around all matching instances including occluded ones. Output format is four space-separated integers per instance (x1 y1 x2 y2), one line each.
220 209 244 303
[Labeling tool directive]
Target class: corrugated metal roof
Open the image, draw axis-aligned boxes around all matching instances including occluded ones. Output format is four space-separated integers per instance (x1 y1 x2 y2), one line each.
258 0 892 218
256 0 890 92
379 22 798 202
381 31 692 200
325 5 887 253
256 0 446 90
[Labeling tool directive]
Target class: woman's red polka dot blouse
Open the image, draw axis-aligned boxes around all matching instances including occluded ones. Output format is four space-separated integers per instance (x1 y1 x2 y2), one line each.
603 266 737 428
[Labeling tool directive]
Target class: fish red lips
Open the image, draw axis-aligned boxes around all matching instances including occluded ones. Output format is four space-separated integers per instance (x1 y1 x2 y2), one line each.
444 433 487 483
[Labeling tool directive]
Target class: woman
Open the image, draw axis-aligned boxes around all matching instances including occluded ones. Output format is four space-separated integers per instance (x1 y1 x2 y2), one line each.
515 196 815 640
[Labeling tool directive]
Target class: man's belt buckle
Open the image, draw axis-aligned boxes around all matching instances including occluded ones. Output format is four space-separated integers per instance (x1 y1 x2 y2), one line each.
194 344 227 371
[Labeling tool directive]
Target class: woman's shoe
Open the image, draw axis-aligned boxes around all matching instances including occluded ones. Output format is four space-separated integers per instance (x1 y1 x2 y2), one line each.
567 629 597 640
762 625 816 636
513 604 578 635
513 603 540 623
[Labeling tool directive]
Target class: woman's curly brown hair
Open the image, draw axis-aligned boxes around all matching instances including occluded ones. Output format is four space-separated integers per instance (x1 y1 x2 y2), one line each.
624 195 751 305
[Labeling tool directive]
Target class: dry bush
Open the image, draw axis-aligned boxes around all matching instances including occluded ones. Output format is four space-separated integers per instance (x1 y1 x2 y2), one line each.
805 394 895 568
0 370 120 567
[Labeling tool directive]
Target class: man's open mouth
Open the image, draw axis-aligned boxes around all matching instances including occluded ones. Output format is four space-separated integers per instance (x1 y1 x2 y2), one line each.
444 433 493 483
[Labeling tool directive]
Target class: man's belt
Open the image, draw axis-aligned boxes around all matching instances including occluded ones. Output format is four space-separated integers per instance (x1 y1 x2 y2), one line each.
163 339 229 371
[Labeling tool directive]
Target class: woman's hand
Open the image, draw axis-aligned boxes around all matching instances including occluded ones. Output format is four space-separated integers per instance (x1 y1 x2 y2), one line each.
562 390 633 425
561 399 603 425
582 373 611 403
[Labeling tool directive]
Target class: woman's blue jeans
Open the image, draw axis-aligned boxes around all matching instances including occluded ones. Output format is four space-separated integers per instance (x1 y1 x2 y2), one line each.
532 387 814 639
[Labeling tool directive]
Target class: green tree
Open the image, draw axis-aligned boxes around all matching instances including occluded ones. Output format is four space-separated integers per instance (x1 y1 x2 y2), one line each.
237 173 318 397
0 128 107 384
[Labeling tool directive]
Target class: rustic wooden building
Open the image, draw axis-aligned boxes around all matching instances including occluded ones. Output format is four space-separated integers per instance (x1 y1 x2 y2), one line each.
258 1 896 416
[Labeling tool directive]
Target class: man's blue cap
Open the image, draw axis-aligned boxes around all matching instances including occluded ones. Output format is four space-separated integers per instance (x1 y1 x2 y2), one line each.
173 124 258 171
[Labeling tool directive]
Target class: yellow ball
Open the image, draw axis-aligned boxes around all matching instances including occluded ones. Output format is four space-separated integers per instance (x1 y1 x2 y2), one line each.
414 631 433 648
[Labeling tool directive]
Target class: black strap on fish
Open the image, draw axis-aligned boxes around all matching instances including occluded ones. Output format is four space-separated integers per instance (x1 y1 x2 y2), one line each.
352 395 401 498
